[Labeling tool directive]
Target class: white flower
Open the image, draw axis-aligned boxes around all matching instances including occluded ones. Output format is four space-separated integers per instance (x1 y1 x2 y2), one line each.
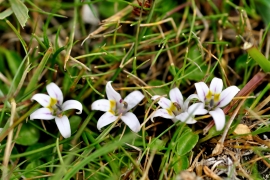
30 83 82 138
195 77 240 131
91 81 144 133
82 4 99 25
151 87 208 124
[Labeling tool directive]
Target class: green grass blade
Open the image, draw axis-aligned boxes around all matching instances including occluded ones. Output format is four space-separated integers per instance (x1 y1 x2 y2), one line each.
24 47 53 97
9 0 29 27
60 133 136 180
244 42 270 72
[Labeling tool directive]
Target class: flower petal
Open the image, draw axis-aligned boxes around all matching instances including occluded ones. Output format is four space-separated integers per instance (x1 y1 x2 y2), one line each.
55 115 71 138
217 86 240 108
195 82 209 102
183 94 199 110
151 95 161 100
209 108 225 131
91 99 113 112
151 109 174 121
175 112 197 124
121 112 141 133
82 4 99 25
31 94 51 107
187 103 208 116
97 112 118 130
155 97 173 109
46 83 63 105
210 77 223 94
151 95 163 103
62 100 83 114
30 108 55 120
105 81 122 103
169 87 184 108
124 91 144 111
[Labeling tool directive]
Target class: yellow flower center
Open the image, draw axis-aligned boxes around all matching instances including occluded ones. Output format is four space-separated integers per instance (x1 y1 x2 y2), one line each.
47 98 62 117
206 91 212 100
109 100 116 115
214 93 220 102
47 98 57 109
205 90 220 109
109 99 129 115
166 102 182 116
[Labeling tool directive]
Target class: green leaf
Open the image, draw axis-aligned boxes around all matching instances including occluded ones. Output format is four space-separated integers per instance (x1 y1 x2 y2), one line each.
148 80 169 95
185 65 209 81
172 155 189 173
235 54 248 72
187 46 203 61
149 138 167 151
0 8 13 20
0 144 18 157
255 0 270 26
9 0 29 28
69 115 82 134
24 160 46 179
15 123 40 146
184 45 211 81
176 127 199 156
25 143 50 160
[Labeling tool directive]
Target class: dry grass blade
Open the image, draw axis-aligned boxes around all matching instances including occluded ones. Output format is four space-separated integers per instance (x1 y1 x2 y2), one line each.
2 98 16 180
